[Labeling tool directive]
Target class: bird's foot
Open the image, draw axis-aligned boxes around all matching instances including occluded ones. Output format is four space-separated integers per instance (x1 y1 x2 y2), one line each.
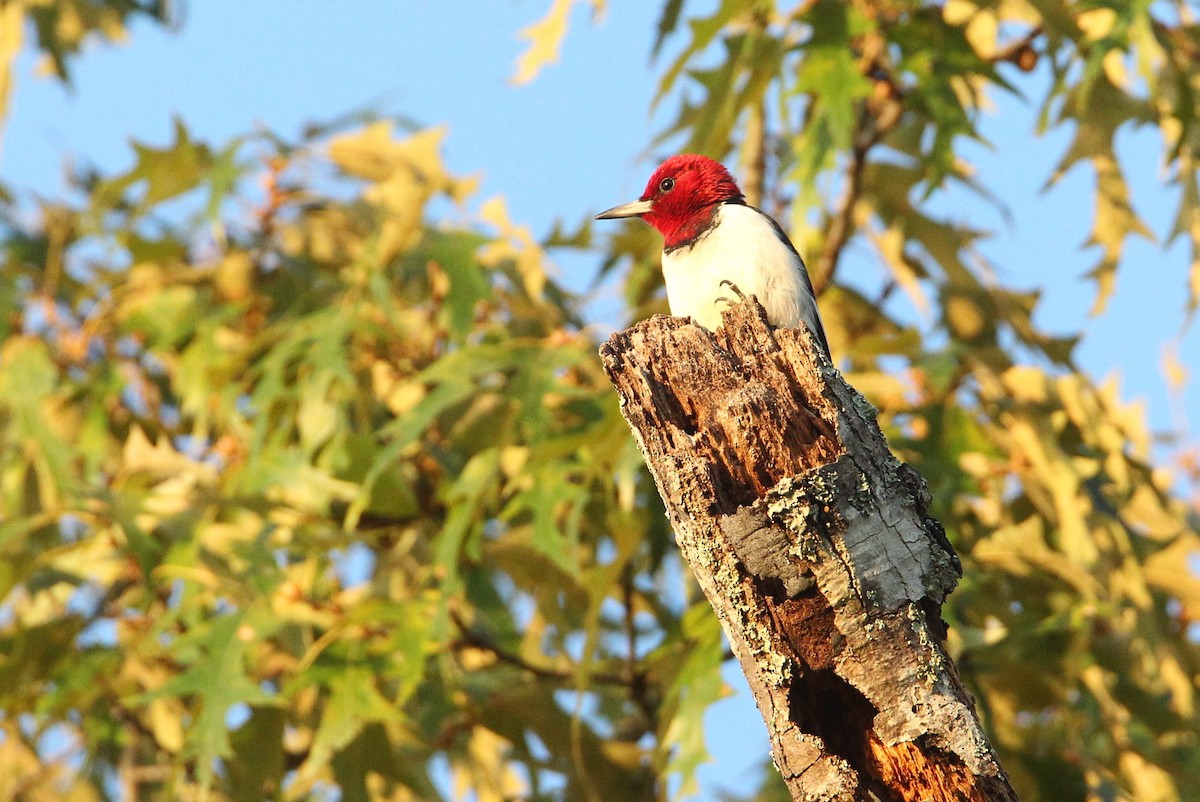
715 279 748 309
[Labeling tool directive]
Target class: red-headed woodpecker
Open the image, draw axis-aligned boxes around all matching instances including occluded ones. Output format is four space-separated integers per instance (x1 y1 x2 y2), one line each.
596 154 829 356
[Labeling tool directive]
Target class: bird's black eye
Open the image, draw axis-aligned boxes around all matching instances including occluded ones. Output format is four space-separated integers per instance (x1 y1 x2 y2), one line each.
659 177 675 193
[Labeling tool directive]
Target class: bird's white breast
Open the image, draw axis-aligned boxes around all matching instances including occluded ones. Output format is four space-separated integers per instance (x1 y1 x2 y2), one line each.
661 203 824 344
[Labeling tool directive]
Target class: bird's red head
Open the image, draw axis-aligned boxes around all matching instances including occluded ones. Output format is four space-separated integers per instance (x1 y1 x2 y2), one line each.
595 154 744 249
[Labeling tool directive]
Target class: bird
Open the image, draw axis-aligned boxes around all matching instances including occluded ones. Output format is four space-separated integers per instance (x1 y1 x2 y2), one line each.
595 154 829 356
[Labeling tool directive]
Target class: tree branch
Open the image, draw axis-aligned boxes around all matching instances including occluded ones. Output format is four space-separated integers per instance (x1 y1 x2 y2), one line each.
741 100 767 209
739 8 771 209
811 22 1043 295
811 100 899 295
990 25 1043 70
813 14 1035 295
450 609 640 688
621 565 658 726
811 137 869 295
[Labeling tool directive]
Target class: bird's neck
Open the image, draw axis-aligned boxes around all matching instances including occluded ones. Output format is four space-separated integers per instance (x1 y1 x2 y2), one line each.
660 201 737 253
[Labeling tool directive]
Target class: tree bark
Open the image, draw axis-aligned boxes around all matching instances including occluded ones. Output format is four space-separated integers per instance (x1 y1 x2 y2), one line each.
599 301 1018 802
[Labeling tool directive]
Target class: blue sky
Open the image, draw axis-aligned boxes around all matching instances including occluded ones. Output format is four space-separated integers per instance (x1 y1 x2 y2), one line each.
2 2 1196 798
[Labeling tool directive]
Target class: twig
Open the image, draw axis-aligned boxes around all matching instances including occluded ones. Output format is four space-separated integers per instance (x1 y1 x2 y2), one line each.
741 101 767 208
812 100 898 294
622 566 658 724
450 608 639 687
739 10 770 208
813 22 1038 294
989 25 1043 68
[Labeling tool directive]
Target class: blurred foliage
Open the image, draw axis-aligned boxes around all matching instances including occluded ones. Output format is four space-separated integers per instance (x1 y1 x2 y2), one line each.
0 0 174 132
1 1 1199 801
511 0 606 86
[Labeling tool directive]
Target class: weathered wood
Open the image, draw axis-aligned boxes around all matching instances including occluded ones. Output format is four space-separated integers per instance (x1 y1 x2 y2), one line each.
600 301 1018 802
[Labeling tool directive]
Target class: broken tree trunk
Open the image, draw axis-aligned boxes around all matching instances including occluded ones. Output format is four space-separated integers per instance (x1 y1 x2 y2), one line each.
599 300 1018 802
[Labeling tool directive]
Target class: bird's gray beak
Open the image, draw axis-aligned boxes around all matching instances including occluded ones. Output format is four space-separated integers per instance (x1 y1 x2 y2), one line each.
595 199 654 220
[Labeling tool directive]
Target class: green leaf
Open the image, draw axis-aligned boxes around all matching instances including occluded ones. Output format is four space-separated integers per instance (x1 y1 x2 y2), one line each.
331 723 406 802
227 707 286 802
796 1 872 151
499 463 586 570
415 228 492 336
0 339 75 508
118 284 199 348
296 665 407 797
344 375 476 529
653 0 687 58
656 0 748 106
154 613 274 788
95 118 217 210
436 448 503 581
657 600 727 799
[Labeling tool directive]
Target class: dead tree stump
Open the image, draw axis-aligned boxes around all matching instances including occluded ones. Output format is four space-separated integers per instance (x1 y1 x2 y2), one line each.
599 300 1018 802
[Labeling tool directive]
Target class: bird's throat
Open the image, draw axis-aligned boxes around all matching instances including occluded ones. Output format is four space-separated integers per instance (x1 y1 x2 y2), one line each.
658 204 722 253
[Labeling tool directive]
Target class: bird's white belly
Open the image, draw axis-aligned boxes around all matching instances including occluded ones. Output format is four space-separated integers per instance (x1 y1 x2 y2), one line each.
660 204 816 334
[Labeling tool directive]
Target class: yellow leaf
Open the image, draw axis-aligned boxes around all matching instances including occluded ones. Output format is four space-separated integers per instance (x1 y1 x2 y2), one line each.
96 7 130 42
942 0 978 27
55 3 85 45
328 120 406 180
214 251 254 300
945 291 987 340
1153 645 1195 718
120 425 214 480
33 52 56 78
981 615 1007 645
371 360 426 416
455 728 527 802
265 465 359 513
271 582 337 629
1143 534 1200 607
0 1 23 131
943 1 999 60
456 646 498 671
297 382 338 450
964 12 998 60
973 516 1102 596
1119 750 1177 802
1006 416 1097 565
1096 374 1150 458
328 123 476 260
512 0 572 86
870 225 930 317
1077 8 1117 41
951 73 995 112
11 581 74 628
996 0 1041 25
499 445 530 478
1086 152 1155 315
958 451 992 477
46 534 126 587
1101 49 1129 90
1162 342 1189 392
1190 255 1200 313
843 370 910 411
200 517 263 568
1124 484 1182 540
478 195 548 299
150 698 187 753
329 122 463 195
1000 365 1049 403
122 653 175 691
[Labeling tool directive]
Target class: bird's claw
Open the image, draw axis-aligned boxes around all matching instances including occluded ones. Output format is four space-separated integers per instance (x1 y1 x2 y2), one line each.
718 279 747 300
715 279 748 310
